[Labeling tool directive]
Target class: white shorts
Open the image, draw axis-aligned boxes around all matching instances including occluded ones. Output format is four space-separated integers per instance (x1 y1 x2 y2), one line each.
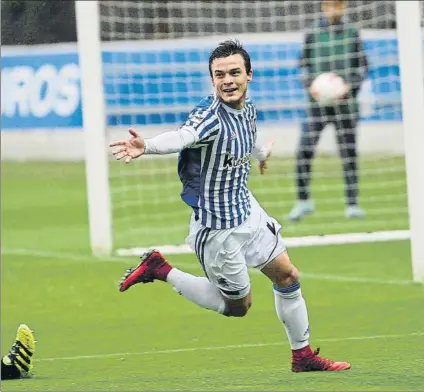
185 194 286 300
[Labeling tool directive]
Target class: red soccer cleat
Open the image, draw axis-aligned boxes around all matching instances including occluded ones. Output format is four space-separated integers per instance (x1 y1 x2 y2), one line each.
291 346 351 372
119 249 172 292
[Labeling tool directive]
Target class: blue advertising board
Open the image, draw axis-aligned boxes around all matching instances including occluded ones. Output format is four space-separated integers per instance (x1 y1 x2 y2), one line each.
1 33 418 130
1 52 82 129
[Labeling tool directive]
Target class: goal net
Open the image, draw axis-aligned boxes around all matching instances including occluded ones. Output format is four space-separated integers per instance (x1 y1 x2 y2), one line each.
94 0 423 254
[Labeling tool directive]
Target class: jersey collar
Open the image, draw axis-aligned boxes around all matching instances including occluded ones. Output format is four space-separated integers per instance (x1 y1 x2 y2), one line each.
214 95 246 115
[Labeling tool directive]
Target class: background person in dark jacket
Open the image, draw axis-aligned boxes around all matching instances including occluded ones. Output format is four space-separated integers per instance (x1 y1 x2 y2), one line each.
287 0 369 222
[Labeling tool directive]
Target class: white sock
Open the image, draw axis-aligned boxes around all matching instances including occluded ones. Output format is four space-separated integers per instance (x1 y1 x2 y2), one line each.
166 268 228 315
273 283 310 350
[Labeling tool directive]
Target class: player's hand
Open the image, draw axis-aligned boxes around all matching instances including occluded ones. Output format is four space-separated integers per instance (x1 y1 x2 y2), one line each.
259 139 275 175
309 87 319 101
337 83 352 101
109 128 145 164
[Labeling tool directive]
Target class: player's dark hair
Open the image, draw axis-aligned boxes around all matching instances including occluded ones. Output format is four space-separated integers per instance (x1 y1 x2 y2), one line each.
208 39 252 77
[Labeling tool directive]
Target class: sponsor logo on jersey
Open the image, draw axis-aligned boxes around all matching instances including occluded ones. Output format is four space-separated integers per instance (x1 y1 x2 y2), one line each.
223 152 251 168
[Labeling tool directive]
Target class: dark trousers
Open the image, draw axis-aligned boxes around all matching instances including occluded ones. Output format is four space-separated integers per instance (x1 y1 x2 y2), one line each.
1 359 21 380
296 104 359 206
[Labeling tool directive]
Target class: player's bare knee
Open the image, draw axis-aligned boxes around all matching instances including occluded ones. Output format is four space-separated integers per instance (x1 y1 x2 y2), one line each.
262 252 300 288
225 297 252 317
227 303 251 317
274 265 299 287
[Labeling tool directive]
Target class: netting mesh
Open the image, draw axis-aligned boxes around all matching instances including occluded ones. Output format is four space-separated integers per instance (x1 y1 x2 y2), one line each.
99 0 423 250
99 0 417 42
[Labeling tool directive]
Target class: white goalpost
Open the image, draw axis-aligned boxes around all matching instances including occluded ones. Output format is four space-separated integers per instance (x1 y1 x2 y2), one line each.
395 1 424 283
75 1 113 257
75 0 424 282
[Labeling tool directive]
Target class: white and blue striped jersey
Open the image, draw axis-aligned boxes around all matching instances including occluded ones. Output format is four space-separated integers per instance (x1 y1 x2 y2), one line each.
177 94 259 230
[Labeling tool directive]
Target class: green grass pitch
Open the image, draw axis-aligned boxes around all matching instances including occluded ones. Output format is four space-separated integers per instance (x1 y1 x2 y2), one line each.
1 159 423 391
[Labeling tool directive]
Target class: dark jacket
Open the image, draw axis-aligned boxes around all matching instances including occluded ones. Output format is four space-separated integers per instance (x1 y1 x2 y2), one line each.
299 16 369 103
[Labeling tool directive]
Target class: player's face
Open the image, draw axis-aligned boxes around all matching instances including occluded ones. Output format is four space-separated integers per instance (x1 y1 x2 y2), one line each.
322 1 346 23
211 54 252 110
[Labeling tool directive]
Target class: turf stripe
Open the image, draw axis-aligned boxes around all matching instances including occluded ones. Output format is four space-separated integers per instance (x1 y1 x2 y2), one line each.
1 248 417 286
37 331 424 362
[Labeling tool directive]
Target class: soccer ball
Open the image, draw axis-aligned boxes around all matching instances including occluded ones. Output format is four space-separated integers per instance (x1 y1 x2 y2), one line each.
310 72 348 106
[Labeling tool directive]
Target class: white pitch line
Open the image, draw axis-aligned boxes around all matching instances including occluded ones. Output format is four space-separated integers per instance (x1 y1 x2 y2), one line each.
115 230 411 256
1 248 417 286
37 332 424 362
296 272 415 286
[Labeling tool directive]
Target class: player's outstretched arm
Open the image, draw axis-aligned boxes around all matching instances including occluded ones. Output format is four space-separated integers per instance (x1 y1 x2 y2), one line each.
110 126 198 164
110 128 145 164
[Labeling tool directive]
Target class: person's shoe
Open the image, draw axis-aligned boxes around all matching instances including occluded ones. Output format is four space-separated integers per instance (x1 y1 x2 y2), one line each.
3 324 36 378
345 205 365 219
287 200 315 222
119 249 172 292
292 346 351 372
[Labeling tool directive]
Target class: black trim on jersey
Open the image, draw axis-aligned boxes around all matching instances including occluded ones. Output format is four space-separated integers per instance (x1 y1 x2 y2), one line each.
195 227 210 278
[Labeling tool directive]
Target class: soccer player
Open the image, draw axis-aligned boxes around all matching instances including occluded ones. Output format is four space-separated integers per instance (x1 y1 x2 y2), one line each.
1 324 36 380
110 39 351 372
287 0 369 222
